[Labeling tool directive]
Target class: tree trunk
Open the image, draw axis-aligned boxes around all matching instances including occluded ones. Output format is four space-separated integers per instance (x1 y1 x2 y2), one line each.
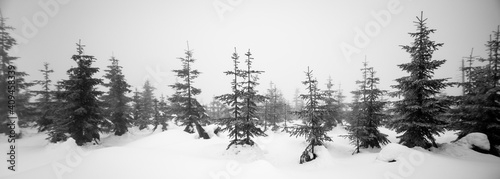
195 121 210 139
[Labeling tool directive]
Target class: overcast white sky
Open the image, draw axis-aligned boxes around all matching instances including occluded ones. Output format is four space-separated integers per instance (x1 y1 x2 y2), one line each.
1 0 499 104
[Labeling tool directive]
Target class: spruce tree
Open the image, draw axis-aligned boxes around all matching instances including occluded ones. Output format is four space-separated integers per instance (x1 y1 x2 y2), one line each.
345 61 389 153
48 40 104 145
13 77 36 126
46 80 70 142
293 88 304 112
216 47 246 147
169 43 210 139
131 88 143 127
33 62 54 104
290 67 332 164
0 15 16 128
0 14 34 133
102 55 132 136
344 61 370 154
138 80 155 130
345 85 363 154
364 67 389 148
323 76 340 130
217 48 266 148
33 62 55 131
264 82 286 131
240 49 267 145
151 96 169 132
157 95 169 131
455 26 500 155
335 83 346 125
390 12 451 149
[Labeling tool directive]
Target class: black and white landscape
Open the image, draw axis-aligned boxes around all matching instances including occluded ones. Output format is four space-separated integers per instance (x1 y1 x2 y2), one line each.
0 0 500 179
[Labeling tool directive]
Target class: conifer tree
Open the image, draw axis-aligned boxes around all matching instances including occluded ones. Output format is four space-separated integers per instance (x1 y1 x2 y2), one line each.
240 49 267 144
454 26 500 155
157 95 169 131
0 15 16 128
217 48 266 148
169 43 210 139
335 83 346 125
0 14 34 133
323 76 340 130
344 61 369 154
131 88 143 127
102 55 132 136
364 67 389 148
390 12 451 149
33 62 55 131
344 61 389 154
264 82 286 131
216 47 246 147
293 88 304 112
152 98 160 131
33 62 54 103
138 80 155 130
345 86 363 154
48 40 104 145
291 67 331 164
151 96 169 132
45 82 69 142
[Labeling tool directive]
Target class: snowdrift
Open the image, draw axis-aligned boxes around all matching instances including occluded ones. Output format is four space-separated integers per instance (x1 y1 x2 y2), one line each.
1 126 500 179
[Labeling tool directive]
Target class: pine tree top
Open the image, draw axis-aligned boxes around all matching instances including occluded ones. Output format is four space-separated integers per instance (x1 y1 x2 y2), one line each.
0 14 16 52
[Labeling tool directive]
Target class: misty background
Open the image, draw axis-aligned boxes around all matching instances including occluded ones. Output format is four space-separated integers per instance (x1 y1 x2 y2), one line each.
1 0 499 104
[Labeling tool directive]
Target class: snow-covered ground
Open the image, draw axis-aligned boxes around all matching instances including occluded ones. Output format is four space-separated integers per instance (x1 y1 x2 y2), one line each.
1 123 499 179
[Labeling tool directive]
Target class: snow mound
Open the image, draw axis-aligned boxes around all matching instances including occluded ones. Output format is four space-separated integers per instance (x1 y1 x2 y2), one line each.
248 159 275 171
240 160 280 178
433 133 492 158
306 145 335 167
203 124 222 138
377 143 412 162
455 132 490 151
45 138 78 152
224 144 265 162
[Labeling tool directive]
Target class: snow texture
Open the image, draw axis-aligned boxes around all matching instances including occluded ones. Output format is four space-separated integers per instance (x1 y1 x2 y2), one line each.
1 125 500 179
455 132 490 150
376 143 412 162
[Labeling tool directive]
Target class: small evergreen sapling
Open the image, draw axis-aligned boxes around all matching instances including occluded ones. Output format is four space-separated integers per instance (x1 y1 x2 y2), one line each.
216 47 246 148
290 67 332 164
240 49 267 145
33 62 55 131
323 76 340 130
169 42 210 139
216 48 266 149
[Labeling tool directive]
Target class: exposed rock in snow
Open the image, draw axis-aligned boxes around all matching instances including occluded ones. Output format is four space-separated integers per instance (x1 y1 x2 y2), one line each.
455 132 490 151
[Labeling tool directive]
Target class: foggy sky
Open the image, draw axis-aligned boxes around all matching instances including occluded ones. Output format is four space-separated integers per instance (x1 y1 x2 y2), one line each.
1 0 500 104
